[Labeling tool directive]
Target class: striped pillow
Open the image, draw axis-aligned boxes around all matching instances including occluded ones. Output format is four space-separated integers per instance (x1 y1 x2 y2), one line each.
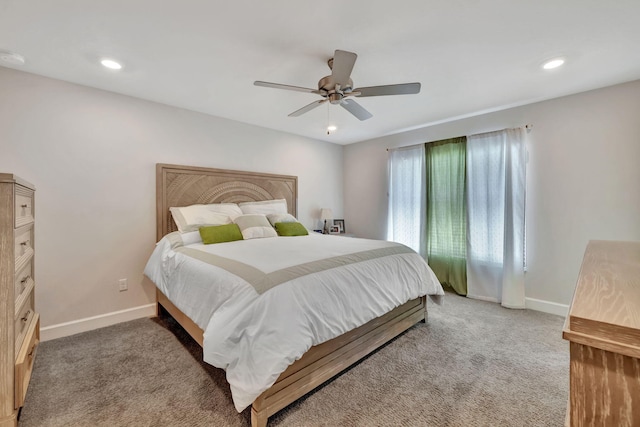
234 214 278 239
266 213 298 227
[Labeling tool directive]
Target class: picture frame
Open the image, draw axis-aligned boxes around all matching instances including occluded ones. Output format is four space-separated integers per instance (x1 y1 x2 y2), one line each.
329 225 340 234
333 219 345 234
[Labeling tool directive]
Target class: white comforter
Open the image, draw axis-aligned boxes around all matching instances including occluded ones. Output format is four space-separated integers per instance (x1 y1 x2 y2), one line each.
144 232 444 412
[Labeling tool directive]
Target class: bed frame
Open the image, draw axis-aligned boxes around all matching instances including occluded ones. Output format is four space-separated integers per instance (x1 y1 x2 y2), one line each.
155 163 427 427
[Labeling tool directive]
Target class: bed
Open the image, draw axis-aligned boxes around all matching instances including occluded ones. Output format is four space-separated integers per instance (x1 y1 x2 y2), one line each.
146 163 444 427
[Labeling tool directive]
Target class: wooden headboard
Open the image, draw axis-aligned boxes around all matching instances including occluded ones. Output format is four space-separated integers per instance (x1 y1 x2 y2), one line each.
156 163 298 241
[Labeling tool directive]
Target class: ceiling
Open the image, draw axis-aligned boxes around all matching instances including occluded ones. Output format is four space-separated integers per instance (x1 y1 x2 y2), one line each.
1 1 639 145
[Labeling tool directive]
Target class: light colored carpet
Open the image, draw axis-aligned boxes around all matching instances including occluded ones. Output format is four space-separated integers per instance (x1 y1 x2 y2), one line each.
20 293 569 426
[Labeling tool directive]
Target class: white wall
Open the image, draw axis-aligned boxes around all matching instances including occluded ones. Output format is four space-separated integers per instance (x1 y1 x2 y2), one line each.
3 65 638 332
344 80 640 308
0 67 344 331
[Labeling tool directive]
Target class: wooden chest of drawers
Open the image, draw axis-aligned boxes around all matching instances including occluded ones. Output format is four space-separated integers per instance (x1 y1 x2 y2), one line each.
0 174 39 427
563 240 640 426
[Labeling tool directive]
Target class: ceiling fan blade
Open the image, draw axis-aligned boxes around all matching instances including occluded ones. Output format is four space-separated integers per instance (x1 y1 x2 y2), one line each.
331 50 357 87
353 82 421 97
254 81 319 94
288 99 328 117
340 99 373 121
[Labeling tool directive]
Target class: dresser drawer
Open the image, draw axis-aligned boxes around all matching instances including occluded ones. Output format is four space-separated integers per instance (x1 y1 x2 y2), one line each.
15 184 34 228
14 224 34 271
15 259 34 311
15 291 35 357
15 313 39 409
15 258 34 298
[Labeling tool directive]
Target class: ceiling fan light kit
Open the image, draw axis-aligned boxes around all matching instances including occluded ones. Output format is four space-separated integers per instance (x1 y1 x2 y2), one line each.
254 49 421 122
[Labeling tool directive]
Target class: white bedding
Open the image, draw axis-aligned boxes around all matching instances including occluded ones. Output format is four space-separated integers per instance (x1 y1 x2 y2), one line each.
144 232 444 412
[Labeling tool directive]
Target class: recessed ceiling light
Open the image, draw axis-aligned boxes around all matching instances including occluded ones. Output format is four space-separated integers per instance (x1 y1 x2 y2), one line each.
0 51 26 65
101 58 122 70
542 58 565 70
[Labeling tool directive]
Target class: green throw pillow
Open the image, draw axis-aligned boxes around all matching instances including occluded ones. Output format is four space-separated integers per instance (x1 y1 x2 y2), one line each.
274 222 309 236
199 223 243 244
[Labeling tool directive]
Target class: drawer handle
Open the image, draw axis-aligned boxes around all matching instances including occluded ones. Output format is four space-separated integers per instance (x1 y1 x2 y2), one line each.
21 310 31 322
20 240 30 246
21 275 31 284
21 204 29 208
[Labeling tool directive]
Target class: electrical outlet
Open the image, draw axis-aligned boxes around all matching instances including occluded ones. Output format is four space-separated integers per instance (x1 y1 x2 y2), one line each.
118 278 128 292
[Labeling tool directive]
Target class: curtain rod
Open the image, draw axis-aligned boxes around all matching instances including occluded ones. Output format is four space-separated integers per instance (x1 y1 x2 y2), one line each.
386 124 532 151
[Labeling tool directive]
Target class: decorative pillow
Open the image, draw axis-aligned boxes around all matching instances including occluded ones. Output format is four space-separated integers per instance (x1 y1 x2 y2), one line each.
234 214 278 239
170 203 242 233
266 213 298 227
274 222 309 237
239 199 288 215
199 224 243 245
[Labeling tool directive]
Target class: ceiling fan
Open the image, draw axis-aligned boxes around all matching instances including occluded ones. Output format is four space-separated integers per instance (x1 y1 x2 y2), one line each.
254 49 421 121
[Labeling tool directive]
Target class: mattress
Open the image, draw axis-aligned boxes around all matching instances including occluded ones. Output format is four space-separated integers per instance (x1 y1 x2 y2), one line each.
144 231 444 411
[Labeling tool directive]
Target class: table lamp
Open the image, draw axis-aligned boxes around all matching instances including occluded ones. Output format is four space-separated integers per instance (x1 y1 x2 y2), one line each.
320 208 333 234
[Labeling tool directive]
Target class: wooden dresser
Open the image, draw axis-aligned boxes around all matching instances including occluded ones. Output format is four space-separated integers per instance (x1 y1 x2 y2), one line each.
0 174 39 427
563 240 640 427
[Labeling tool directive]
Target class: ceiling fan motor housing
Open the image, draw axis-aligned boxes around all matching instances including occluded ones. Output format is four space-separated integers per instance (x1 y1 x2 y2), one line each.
318 75 353 104
328 93 342 104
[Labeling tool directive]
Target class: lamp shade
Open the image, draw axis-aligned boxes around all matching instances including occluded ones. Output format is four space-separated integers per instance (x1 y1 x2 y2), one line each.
320 208 333 220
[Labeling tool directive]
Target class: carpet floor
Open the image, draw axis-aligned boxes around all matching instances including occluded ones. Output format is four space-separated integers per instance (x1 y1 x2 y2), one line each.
19 293 569 426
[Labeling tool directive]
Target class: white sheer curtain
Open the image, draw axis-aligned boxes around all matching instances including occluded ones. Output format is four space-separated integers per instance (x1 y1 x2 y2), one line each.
466 128 526 308
387 144 426 258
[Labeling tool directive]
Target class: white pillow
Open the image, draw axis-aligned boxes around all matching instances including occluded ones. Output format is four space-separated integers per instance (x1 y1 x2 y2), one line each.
266 213 298 227
206 203 244 220
234 214 278 239
239 199 288 215
170 203 242 233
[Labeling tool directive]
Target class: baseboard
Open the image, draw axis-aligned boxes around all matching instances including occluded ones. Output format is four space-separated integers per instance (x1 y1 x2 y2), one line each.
40 303 157 342
525 297 569 317
468 294 569 317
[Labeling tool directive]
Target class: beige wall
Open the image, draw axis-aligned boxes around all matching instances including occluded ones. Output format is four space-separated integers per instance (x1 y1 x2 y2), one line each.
344 80 640 308
0 67 344 328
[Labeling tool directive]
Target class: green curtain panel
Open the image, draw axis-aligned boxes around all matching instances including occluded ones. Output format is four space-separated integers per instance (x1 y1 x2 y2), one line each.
426 137 468 295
